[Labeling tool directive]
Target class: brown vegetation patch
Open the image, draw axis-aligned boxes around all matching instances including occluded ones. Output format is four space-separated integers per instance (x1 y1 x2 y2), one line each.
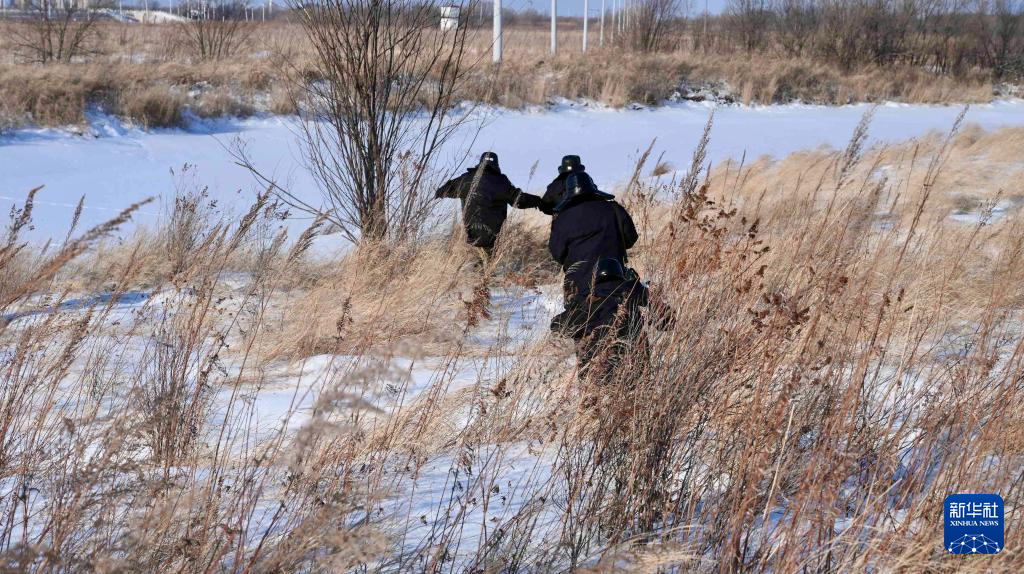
0 17 1011 131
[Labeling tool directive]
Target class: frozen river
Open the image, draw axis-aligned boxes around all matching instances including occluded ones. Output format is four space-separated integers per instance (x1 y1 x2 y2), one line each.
3 100 1024 243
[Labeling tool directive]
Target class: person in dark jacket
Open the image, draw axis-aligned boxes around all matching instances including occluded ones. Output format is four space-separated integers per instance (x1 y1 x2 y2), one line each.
550 258 651 380
548 167 639 302
436 152 547 254
539 154 586 213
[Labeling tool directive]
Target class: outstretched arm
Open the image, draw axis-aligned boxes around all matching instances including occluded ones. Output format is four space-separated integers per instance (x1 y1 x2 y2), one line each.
435 176 466 200
510 188 547 210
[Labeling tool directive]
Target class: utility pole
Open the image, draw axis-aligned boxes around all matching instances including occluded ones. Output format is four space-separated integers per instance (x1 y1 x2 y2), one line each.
550 0 557 55
611 0 615 40
600 0 605 47
583 0 588 53
703 0 709 48
493 0 502 63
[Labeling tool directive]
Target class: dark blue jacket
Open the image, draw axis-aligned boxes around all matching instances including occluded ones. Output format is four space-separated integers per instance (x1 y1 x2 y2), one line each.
436 164 544 249
541 174 566 213
551 278 649 342
549 196 639 299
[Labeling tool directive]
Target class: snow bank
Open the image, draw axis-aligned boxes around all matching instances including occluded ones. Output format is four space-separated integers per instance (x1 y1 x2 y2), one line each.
3 100 1024 243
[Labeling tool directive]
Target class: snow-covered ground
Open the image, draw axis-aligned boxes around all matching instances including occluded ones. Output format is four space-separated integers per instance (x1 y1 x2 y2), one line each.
5 98 1020 565
3 100 1024 243
0 278 563 557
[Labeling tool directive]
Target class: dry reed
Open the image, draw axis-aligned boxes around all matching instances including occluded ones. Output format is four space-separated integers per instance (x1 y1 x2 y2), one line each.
1 118 1022 572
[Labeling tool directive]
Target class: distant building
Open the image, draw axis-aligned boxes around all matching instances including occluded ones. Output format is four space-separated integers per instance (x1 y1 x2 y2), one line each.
440 4 460 31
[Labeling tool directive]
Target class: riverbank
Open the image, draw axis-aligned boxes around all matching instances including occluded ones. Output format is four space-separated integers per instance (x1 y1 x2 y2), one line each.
4 100 1024 242
1 21 1018 133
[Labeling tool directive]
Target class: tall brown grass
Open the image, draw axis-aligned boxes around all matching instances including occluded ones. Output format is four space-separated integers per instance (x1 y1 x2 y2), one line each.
1 120 1022 571
0 20 1003 131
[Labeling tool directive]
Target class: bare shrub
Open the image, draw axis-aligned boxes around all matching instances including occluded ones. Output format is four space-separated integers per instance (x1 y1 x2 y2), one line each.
191 86 255 118
8 0 100 64
176 1 254 61
775 0 820 57
726 0 773 53
0 188 380 571
990 0 1024 79
621 0 685 52
260 0 479 243
143 194 279 468
163 166 218 276
0 100 29 133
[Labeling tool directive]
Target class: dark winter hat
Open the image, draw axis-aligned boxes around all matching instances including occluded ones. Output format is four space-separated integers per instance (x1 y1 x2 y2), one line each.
479 151 500 169
557 155 585 174
554 172 614 212
594 258 627 283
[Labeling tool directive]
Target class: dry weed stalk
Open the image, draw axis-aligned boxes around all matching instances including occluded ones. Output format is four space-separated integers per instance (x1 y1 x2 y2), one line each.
2 117 1024 572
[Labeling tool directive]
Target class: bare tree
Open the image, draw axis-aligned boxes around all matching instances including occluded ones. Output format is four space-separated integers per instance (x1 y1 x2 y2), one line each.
9 0 100 64
256 0 478 244
177 0 253 61
623 0 687 52
816 0 871 70
914 0 969 73
862 0 917 66
774 0 819 57
990 0 1024 78
726 0 773 53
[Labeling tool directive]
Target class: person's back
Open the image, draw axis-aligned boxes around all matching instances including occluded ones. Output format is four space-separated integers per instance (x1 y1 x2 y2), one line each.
459 165 515 248
435 152 545 251
548 174 638 301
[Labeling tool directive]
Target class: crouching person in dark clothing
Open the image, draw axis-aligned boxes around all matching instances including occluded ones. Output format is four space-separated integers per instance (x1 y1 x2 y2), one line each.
435 151 547 258
551 258 651 384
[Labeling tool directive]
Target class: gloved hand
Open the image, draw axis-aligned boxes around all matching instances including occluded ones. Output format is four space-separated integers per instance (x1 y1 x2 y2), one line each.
511 188 554 214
